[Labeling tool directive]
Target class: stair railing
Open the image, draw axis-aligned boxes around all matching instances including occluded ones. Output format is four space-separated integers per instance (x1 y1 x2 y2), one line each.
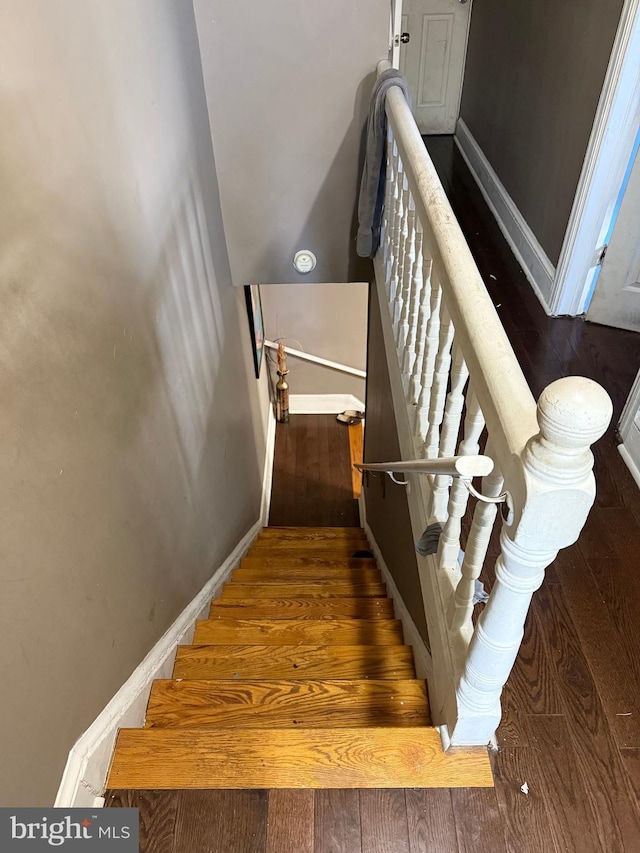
370 60 613 746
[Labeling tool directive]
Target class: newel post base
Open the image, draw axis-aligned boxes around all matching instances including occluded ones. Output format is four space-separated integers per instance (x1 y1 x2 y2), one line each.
449 377 612 747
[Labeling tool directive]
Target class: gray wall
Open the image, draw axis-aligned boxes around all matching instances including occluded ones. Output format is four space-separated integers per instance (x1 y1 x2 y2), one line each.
0 0 269 805
261 284 368 401
460 0 624 265
363 286 429 644
193 0 389 286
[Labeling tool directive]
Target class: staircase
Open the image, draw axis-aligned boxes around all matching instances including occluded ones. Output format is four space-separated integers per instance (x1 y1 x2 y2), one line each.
107 527 492 789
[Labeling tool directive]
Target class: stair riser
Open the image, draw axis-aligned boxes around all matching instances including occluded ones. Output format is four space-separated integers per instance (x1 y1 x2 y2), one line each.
220 583 387 599
232 568 382 583
145 679 430 729
173 645 417 680
208 600 394 620
193 619 404 646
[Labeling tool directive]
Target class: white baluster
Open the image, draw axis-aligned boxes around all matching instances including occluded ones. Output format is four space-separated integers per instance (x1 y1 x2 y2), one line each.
430 342 469 521
451 377 612 745
388 157 404 305
439 387 487 574
401 221 423 396
414 270 442 445
393 179 411 334
424 300 455 460
382 134 395 266
410 243 431 402
397 199 416 356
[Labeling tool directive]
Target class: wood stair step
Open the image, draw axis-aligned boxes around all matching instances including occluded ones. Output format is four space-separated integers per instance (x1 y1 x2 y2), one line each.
193 618 404 646
231 566 382 583
258 526 367 542
220 582 387 599
145 679 430 729
173 645 416 679
239 556 378 570
208 598 395 620
247 545 371 558
108 727 493 789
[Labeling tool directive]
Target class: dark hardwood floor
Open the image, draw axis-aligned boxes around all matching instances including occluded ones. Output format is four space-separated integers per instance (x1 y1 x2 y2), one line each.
108 137 640 851
268 414 360 527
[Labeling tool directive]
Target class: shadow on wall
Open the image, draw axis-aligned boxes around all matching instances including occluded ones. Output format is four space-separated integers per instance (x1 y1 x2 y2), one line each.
253 72 376 285
0 152 268 806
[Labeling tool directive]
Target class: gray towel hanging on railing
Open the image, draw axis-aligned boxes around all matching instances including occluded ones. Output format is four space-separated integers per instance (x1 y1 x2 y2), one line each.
356 69 411 259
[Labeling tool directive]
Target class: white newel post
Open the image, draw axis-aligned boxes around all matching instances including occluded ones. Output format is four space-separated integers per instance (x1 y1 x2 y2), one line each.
450 377 613 746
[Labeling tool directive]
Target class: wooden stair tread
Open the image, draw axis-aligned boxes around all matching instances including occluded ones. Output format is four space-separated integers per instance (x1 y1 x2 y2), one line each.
108 727 493 789
258 527 367 541
240 556 378 570
247 546 372 558
220 582 386 599
208 598 394 620
193 618 404 645
173 645 416 679
232 567 382 583
145 679 430 728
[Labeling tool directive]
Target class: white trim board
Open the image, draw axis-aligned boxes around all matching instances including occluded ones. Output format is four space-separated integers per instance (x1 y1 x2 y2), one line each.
260 407 277 525
55 401 277 807
289 394 365 415
551 0 640 315
359 494 433 683
455 119 555 314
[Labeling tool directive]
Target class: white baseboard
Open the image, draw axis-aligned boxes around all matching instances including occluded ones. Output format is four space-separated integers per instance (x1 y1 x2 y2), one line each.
260 408 277 525
619 443 640 490
454 119 555 314
55 402 277 807
289 393 365 415
359 494 433 683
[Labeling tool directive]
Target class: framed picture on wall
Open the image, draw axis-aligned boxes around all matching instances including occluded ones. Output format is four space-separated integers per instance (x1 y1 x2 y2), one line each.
244 284 264 378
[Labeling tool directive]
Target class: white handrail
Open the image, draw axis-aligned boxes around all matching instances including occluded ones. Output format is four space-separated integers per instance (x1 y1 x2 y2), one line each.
378 60 538 469
370 60 613 747
264 340 366 379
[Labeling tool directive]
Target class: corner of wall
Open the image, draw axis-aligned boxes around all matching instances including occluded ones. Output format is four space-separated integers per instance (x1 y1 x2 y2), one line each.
454 119 556 314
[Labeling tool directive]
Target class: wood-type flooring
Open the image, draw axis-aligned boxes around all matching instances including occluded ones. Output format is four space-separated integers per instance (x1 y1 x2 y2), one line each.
107 136 640 851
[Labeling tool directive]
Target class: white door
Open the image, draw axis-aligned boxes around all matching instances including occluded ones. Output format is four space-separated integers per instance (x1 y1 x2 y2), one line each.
587 142 640 332
396 0 472 134
619 369 640 485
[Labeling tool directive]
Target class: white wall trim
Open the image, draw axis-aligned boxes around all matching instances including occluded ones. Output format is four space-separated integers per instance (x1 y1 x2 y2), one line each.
260 407 277 525
265 340 366 380
455 118 555 314
359 494 433 684
551 0 640 316
619 443 640 490
289 393 365 415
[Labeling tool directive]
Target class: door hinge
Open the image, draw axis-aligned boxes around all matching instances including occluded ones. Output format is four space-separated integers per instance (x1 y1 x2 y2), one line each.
596 244 608 265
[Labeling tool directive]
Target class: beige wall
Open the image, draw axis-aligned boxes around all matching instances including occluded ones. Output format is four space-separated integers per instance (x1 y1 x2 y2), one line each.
261 284 368 401
0 0 269 805
363 286 429 644
192 0 389 287
460 0 624 265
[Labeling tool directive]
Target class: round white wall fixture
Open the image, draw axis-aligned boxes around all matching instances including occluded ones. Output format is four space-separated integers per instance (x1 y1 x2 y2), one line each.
293 250 317 274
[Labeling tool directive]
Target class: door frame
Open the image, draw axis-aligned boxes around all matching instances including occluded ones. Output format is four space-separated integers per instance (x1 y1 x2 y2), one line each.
390 0 404 68
550 0 640 316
